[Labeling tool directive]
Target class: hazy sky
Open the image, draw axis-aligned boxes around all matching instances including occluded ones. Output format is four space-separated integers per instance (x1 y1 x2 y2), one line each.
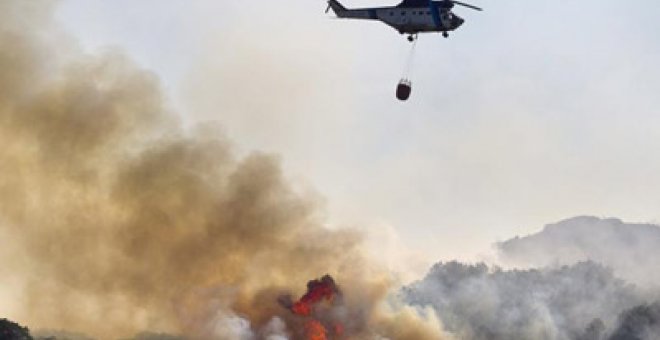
54 0 660 265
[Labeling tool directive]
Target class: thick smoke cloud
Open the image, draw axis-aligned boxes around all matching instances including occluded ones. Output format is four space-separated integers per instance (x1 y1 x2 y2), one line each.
0 1 444 339
401 261 655 340
497 216 660 288
492 217 660 339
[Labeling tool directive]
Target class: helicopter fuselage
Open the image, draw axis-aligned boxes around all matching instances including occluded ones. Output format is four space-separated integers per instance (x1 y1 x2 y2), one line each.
327 0 464 36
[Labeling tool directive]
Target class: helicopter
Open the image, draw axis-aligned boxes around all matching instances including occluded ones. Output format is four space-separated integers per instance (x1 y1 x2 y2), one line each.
326 0 482 41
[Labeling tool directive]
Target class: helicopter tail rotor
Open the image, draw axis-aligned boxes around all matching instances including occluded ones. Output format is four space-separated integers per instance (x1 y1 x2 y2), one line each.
326 0 348 15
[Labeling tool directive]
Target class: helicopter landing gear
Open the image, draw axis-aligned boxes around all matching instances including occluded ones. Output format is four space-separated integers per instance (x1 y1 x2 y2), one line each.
407 34 418 42
442 31 449 38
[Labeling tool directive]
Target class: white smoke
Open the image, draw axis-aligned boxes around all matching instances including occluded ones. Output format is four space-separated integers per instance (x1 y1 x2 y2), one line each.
497 216 660 289
262 317 290 340
402 261 644 340
400 216 660 340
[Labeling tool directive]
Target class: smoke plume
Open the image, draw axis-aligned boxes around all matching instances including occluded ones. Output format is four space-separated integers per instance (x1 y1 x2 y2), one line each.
402 258 660 340
0 1 444 339
497 216 660 288
402 261 645 339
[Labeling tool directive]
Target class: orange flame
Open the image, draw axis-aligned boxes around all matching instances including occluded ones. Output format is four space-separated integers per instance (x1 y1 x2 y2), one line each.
290 275 338 316
305 319 328 340
283 275 344 340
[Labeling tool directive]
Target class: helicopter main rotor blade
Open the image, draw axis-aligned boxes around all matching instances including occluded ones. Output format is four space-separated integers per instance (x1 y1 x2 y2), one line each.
450 0 483 11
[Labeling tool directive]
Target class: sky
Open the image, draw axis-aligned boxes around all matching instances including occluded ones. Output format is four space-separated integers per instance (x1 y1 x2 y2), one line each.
54 0 660 265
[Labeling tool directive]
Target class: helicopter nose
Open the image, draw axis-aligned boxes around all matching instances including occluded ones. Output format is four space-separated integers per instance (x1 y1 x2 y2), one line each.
453 16 464 29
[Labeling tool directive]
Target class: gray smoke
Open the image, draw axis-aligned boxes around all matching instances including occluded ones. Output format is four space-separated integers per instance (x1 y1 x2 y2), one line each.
497 216 660 289
400 217 660 340
401 260 659 340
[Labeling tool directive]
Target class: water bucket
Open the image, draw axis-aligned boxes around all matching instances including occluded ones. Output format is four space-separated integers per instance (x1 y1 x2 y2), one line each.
396 79 412 101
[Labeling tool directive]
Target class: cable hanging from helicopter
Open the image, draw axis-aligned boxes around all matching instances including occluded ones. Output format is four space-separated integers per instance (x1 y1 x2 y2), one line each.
397 38 417 101
325 0 482 100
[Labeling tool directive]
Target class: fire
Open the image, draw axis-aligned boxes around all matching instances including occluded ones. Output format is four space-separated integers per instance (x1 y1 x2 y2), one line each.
282 274 344 340
291 275 339 316
305 320 328 340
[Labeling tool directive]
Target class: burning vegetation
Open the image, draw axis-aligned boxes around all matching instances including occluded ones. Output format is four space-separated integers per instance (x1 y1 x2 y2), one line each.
280 275 344 340
289 275 340 317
